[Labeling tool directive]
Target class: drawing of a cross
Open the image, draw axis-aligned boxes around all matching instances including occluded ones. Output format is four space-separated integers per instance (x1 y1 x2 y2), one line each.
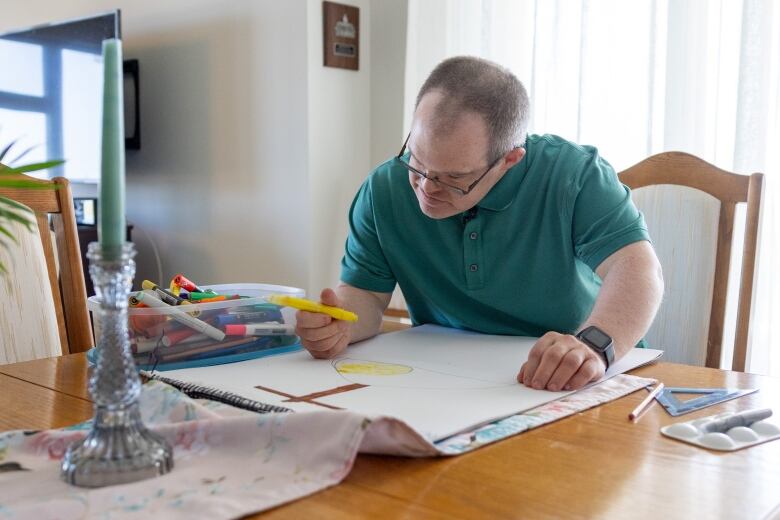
255 383 368 409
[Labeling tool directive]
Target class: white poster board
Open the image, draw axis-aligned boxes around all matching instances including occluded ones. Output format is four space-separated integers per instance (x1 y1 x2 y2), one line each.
163 325 662 441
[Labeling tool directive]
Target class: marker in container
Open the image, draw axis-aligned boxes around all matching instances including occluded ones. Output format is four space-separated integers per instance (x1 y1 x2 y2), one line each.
162 327 201 346
215 311 283 327
228 307 284 319
131 337 165 354
142 279 187 305
189 292 239 301
195 295 241 303
225 323 295 336
131 333 209 353
701 408 773 433
159 337 256 362
138 281 200 317
172 273 215 294
236 303 284 312
135 291 225 341
138 319 187 339
266 294 358 322
128 302 167 335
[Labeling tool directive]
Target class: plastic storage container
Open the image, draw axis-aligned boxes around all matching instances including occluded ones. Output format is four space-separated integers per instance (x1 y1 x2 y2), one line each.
88 283 304 370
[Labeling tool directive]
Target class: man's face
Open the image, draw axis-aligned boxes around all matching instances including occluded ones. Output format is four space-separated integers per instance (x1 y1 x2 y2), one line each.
406 92 510 219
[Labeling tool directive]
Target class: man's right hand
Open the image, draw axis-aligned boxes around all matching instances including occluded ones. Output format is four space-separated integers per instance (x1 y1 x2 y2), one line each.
295 288 352 359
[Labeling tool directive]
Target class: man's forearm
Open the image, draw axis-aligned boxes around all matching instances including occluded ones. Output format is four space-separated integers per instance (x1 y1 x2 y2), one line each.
584 243 664 359
335 283 390 343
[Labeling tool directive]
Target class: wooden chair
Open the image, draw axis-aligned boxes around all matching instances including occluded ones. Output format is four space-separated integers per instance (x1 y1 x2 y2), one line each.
619 152 763 371
0 169 93 359
382 288 411 332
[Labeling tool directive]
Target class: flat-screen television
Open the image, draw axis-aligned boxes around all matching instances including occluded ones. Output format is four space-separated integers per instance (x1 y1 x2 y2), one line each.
0 11 121 185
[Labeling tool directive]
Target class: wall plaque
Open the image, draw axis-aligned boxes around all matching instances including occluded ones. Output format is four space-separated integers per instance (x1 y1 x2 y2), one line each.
323 1 359 70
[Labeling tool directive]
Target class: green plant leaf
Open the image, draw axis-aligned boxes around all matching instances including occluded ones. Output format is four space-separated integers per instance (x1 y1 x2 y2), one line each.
0 206 35 231
0 224 17 243
8 145 37 165
0 196 33 214
0 139 64 277
0 179 59 190
0 240 8 273
1 159 64 175
0 227 22 275
0 140 16 163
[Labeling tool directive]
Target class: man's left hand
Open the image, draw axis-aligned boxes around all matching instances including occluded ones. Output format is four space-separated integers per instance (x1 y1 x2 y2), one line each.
517 332 606 391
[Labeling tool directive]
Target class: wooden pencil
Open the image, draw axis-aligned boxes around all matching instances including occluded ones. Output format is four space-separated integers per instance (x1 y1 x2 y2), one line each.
629 382 665 420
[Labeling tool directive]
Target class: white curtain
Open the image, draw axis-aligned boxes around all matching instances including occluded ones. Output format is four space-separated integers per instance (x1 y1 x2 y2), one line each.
404 0 780 375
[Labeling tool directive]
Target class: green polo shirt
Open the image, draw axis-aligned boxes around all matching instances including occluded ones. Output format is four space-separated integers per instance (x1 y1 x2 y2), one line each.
340 134 650 337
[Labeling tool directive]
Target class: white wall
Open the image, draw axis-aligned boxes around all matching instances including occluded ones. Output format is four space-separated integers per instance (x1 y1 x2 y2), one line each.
126 1 312 293
306 0 372 296
2 1 311 293
305 0 409 296
1 0 408 298
370 0 408 167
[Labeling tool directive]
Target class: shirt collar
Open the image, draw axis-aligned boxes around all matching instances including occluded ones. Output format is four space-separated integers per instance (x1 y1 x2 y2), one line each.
475 145 530 212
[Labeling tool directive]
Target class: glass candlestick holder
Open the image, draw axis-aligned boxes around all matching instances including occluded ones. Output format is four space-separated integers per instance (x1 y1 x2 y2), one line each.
60 242 173 488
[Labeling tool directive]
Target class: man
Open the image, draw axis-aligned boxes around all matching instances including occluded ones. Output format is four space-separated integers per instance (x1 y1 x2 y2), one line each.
296 56 664 391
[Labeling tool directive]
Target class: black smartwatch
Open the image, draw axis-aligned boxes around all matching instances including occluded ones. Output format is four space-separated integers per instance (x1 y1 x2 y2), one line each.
576 326 615 369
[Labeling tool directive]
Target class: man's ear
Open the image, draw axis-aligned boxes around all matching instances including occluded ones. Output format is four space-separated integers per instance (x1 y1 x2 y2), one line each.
501 147 526 170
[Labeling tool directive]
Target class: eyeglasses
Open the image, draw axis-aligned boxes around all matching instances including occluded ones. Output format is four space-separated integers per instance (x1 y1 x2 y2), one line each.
395 132 504 196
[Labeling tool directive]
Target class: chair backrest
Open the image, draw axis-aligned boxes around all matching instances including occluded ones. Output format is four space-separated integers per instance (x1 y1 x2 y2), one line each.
382 287 410 332
0 169 93 359
619 152 763 371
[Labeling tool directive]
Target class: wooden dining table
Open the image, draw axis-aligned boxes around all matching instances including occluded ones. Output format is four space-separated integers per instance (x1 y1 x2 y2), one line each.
1 353 779 519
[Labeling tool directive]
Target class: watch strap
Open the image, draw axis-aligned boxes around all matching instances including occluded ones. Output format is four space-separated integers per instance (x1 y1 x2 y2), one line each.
576 326 614 368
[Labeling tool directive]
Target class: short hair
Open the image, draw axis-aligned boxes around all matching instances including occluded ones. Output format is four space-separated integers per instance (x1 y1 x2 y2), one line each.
415 56 530 162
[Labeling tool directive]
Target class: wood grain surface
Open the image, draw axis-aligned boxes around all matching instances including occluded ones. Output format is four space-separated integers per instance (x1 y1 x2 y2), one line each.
2 355 779 519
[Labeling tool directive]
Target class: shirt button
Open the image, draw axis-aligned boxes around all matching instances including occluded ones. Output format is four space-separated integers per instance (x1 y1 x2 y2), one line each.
469 232 478 240
469 264 478 272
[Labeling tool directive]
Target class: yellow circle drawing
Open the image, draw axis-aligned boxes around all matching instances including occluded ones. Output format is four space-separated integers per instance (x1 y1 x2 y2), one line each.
335 360 412 376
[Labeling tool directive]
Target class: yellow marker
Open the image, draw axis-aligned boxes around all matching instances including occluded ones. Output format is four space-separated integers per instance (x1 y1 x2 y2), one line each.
266 294 358 322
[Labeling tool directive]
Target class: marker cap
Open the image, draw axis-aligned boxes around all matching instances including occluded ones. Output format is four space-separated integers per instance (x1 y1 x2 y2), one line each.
225 324 246 336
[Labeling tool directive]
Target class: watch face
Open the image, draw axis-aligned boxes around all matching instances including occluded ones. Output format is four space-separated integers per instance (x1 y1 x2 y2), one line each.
585 327 611 349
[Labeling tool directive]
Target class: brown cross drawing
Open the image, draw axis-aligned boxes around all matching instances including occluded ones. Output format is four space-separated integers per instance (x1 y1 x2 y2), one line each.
255 383 368 410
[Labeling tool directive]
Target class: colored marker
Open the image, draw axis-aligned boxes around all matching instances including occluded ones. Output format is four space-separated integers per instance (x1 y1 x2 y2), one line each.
266 294 358 322
161 327 200 346
228 306 284 320
215 311 284 327
135 291 226 341
194 295 241 303
237 303 284 312
188 291 238 301
159 337 257 362
142 279 187 305
172 273 215 294
225 323 295 336
132 330 206 352
137 282 199 317
131 337 166 354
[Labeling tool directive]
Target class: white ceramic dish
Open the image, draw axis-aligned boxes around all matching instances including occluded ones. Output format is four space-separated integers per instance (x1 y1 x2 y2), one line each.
661 411 780 451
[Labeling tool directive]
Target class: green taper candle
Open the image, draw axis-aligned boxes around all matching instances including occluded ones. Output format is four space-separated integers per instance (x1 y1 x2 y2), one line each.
98 38 126 258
